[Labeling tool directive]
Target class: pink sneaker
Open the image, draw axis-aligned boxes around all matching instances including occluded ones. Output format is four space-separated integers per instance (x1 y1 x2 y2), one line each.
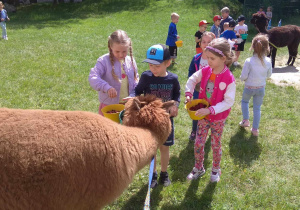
251 128 259 136
239 119 250 127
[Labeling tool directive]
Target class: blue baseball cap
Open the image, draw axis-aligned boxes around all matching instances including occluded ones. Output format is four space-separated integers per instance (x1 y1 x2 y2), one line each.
143 44 171 65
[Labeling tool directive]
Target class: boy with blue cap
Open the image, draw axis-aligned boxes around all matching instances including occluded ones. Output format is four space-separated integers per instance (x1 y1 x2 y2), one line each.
135 44 181 188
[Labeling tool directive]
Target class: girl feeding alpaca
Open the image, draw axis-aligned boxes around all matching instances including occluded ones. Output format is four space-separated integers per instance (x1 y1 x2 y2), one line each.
187 31 216 141
185 38 236 182
89 30 139 115
239 34 272 136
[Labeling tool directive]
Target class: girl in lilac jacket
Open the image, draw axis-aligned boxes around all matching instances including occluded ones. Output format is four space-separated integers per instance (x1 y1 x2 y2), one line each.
185 38 236 183
89 30 139 115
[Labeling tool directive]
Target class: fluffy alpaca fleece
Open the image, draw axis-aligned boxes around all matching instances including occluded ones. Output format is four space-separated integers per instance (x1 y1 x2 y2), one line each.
0 95 174 210
251 13 300 67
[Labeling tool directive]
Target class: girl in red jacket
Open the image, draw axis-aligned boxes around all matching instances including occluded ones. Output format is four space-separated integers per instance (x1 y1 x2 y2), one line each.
185 38 236 182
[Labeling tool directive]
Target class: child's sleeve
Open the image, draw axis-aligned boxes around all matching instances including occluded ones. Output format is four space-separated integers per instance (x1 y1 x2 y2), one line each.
209 81 236 115
88 57 112 93
188 55 197 77
240 58 250 81
135 72 146 96
172 76 181 105
185 70 203 98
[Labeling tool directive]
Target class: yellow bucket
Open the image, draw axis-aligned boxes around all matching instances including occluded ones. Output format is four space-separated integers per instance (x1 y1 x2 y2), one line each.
185 99 209 120
101 104 125 123
175 40 183 47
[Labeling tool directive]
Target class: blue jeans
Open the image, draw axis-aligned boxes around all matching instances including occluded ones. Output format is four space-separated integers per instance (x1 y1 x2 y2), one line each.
0 22 7 38
241 87 265 130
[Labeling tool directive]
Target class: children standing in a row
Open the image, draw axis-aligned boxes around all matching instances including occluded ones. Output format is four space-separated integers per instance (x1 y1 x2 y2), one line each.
135 44 181 188
89 30 139 115
195 20 209 54
0 1 9 40
185 38 236 182
187 32 216 141
166 13 180 65
239 34 272 136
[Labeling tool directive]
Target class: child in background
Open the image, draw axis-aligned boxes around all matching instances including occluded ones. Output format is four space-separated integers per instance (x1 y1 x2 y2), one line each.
166 13 180 65
220 19 237 42
0 1 10 40
195 20 209 54
185 38 236 183
136 44 180 188
89 30 139 115
266 6 272 21
233 15 248 66
257 6 266 15
239 34 272 136
220 22 229 37
187 32 216 141
210 15 221 38
220 7 233 33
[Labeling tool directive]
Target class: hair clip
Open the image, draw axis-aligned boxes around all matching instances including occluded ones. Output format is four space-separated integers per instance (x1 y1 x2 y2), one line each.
206 46 225 56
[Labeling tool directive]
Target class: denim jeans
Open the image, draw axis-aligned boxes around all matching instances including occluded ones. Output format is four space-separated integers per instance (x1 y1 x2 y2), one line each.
0 22 7 38
241 87 265 130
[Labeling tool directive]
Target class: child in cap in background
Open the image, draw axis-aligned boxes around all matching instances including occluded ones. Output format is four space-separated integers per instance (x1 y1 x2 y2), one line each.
233 15 248 66
135 44 181 188
195 20 209 54
187 32 216 141
210 15 221 38
89 30 139 115
220 7 233 33
166 13 180 65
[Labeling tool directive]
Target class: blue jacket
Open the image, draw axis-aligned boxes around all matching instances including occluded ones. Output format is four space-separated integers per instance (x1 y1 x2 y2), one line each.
0 9 8 22
166 22 177 46
188 53 203 77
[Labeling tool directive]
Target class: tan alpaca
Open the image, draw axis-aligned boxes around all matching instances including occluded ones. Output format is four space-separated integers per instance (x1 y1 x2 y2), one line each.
0 95 174 210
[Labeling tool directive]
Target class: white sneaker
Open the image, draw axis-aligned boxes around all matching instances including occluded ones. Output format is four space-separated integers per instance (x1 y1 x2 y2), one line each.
233 61 239 66
210 169 221 182
3 36 8 40
187 167 205 180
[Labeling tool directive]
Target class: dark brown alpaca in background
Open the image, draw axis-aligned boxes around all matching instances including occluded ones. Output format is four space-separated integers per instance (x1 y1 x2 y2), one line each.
251 13 300 67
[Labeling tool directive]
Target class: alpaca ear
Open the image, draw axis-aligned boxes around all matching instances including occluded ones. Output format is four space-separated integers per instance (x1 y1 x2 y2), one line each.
162 100 176 110
133 98 141 110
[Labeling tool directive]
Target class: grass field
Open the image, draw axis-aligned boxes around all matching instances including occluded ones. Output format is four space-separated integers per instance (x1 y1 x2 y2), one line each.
1 0 299 209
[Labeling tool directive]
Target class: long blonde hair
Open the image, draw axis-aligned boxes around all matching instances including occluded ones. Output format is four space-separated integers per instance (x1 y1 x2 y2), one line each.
108 30 137 82
205 38 235 67
250 34 270 66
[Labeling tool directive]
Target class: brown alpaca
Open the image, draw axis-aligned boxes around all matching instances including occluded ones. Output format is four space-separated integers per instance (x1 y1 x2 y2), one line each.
0 95 174 210
251 13 300 67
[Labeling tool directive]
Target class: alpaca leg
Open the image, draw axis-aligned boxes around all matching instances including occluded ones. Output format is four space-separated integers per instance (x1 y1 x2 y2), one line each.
287 56 293 66
271 48 277 68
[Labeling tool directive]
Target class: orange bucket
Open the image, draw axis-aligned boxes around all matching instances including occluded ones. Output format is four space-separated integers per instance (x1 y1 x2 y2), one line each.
175 40 183 47
101 104 125 123
185 99 209 120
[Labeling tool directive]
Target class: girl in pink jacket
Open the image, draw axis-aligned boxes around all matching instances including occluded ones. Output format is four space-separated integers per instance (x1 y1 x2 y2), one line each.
185 38 236 183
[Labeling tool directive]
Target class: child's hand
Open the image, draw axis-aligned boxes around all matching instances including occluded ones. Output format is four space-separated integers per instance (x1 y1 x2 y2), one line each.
169 105 178 117
185 96 191 104
7 18 10 21
122 96 132 103
107 88 117 98
0 18 4 22
195 108 210 117
177 35 180 39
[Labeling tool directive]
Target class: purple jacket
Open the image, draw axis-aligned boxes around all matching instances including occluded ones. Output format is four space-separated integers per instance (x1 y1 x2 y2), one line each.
89 53 139 104
185 65 236 122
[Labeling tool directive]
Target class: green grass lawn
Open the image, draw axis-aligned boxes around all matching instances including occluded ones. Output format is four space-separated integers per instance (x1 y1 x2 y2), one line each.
1 0 299 209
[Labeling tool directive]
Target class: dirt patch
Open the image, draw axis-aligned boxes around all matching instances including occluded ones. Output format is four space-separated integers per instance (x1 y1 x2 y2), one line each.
270 56 300 89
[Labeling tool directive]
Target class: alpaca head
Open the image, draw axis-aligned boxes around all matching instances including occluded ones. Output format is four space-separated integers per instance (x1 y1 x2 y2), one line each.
251 13 268 33
122 95 175 144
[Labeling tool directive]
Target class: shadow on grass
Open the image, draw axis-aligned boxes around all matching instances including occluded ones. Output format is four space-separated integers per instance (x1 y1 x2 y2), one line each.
160 181 217 209
9 0 153 30
169 136 212 182
229 128 262 168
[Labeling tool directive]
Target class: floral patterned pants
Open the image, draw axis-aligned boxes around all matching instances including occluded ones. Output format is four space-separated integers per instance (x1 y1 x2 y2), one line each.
194 118 225 171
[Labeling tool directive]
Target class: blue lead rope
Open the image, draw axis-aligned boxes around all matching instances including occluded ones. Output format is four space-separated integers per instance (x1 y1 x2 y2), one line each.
144 157 155 210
